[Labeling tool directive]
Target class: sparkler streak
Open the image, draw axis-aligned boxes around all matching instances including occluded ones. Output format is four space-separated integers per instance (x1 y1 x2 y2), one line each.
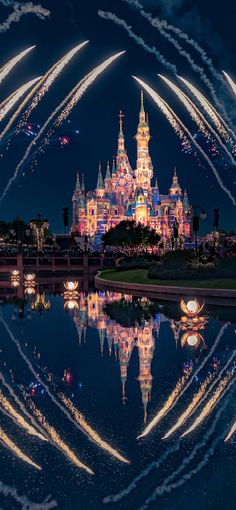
59 394 129 464
138 322 228 438
28 399 94 474
0 51 124 202
136 387 234 510
0 77 42 122
0 426 41 469
0 388 47 441
0 46 35 85
0 41 88 142
181 367 236 437
133 78 236 206
163 350 236 439
223 71 236 96
159 74 236 166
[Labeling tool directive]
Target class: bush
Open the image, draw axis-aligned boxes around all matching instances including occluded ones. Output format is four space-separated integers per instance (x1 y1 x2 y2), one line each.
118 255 160 271
161 250 196 269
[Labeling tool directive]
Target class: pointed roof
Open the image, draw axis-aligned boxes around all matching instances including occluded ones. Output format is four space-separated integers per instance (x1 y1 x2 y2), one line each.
139 90 147 127
112 156 116 175
119 110 124 138
105 161 111 181
75 172 80 192
169 166 182 194
81 173 85 191
96 162 104 189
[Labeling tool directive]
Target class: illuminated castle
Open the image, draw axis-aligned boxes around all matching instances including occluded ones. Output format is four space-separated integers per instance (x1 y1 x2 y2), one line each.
71 92 191 241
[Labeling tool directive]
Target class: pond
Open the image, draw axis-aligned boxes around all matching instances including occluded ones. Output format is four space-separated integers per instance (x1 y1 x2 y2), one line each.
0 284 235 510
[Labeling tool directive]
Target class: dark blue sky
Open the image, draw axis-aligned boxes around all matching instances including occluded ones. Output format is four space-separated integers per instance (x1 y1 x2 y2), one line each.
0 0 235 232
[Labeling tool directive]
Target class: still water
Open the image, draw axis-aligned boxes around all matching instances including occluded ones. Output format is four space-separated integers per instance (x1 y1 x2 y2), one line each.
0 286 235 510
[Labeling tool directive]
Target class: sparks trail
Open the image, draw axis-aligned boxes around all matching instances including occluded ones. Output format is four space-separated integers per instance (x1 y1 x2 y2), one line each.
0 371 47 439
0 1 50 33
98 10 177 73
134 78 236 206
178 76 236 144
0 46 35 85
164 350 236 439
59 393 129 464
181 366 236 437
0 425 41 469
0 51 124 202
137 387 234 510
139 323 229 439
137 369 192 439
0 481 57 510
0 77 42 123
121 0 225 114
0 387 47 441
223 71 236 97
159 75 236 168
0 41 88 142
27 399 93 474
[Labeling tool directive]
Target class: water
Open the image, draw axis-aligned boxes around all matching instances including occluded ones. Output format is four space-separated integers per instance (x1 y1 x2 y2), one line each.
0 286 235 510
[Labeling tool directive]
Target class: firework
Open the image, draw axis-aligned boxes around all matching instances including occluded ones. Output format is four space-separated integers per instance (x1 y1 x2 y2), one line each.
59 393 129 464
0 41 88 142
28 399 93 474
223 71 236 96
178 76 236 143
0 1 49 33
0 77 41 122
0 46 35 85
134 78 236 205
159 74 236 166
0 51 124 201
0 388 46 440
0 426 41 469
181 367 236 437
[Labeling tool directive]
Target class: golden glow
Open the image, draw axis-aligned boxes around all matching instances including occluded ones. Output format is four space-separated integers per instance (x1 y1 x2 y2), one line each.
223 71 236 96
0 47 35 85
0 426 41 470
0 389 46 441
0 78 41 123
11 270 20 277
64 300 79 311
64 281 78 291
181 331 204 349
29 400 94 474
24 273 35 282
59 394 129 464
180 299 204 317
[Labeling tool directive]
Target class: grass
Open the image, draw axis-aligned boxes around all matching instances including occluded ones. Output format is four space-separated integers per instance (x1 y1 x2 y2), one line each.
99 269 236 290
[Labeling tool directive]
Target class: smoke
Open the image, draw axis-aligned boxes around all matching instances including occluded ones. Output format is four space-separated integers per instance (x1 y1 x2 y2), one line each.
0 0 50 33
0 481 57 509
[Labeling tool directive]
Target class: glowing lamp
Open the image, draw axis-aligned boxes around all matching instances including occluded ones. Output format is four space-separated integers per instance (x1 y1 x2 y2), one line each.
25 287 35 295
11 270 20 277
11 280 20 288
187 334 198 347
24 273 35 282
64 300 79 311
180 299 204 318
64 281 78 291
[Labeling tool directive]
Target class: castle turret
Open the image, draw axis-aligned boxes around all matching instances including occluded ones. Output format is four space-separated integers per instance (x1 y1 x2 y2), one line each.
105 161 112 193
96 163 105 198
169 167 182 199
135 91 153 192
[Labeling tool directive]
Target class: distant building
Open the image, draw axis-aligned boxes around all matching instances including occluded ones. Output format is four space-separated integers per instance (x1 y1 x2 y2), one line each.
71 92 191 243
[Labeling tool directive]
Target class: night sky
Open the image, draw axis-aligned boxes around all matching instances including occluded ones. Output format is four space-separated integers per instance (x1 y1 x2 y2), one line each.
0 0 235 232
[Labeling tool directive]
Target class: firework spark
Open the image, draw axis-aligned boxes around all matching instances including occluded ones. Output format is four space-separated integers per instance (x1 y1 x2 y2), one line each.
59 393 129 464
181 367 236 437
159 74 236 166
223 71 236 96
0 77 41 122
0 51 125 202
0 426 41 469
0 41 88 141
133 78 236 205
0 388 46 441
0 46 35 85
28 399 93 474
178 76 236 143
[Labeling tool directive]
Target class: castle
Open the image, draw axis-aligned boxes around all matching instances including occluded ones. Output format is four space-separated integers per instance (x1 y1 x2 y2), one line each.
71 92 191 242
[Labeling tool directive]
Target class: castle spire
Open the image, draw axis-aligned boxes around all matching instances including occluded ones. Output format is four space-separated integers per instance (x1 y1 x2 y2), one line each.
112 156 116 175
105 161 111 181
81 173 85 191
118 111 125 154
169 166 182 197
75 172 80 192
139 90 146 126
96 162 104 190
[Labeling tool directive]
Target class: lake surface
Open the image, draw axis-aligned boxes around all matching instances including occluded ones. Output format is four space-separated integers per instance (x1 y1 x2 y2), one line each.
0 284 235 510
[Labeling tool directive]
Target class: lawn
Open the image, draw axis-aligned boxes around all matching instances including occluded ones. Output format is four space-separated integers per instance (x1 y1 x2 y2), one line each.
99 269 236 290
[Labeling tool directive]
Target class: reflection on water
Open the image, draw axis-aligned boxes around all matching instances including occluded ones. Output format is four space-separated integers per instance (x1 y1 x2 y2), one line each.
0 284 235 510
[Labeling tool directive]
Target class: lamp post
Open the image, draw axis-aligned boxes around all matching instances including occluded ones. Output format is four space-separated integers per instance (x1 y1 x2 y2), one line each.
191 206 207 253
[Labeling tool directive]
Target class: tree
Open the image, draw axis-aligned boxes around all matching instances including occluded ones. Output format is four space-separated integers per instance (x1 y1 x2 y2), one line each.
102 220 160 256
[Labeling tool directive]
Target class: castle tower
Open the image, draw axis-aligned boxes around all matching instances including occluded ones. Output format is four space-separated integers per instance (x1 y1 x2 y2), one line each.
104 161 112 193
169 167 182 199
135 91 153 192
96 162 105 198
136 322 155 423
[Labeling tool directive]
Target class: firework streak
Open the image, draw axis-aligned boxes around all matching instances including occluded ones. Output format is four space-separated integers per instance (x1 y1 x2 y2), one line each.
136 385 235 510
0 1 50 33
178 76 236 144
181 366 236 437
0 480 57 509
0 426 41 469
138 323 228 439
0 46 35 84
28 399 93 474
133 78 236 206
0 371 47 439
0 77 41 122
0 51 124 202
163 350 236 439
223 71 236 97
59 394 129 464
159 75 236 166
0 41 88 141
